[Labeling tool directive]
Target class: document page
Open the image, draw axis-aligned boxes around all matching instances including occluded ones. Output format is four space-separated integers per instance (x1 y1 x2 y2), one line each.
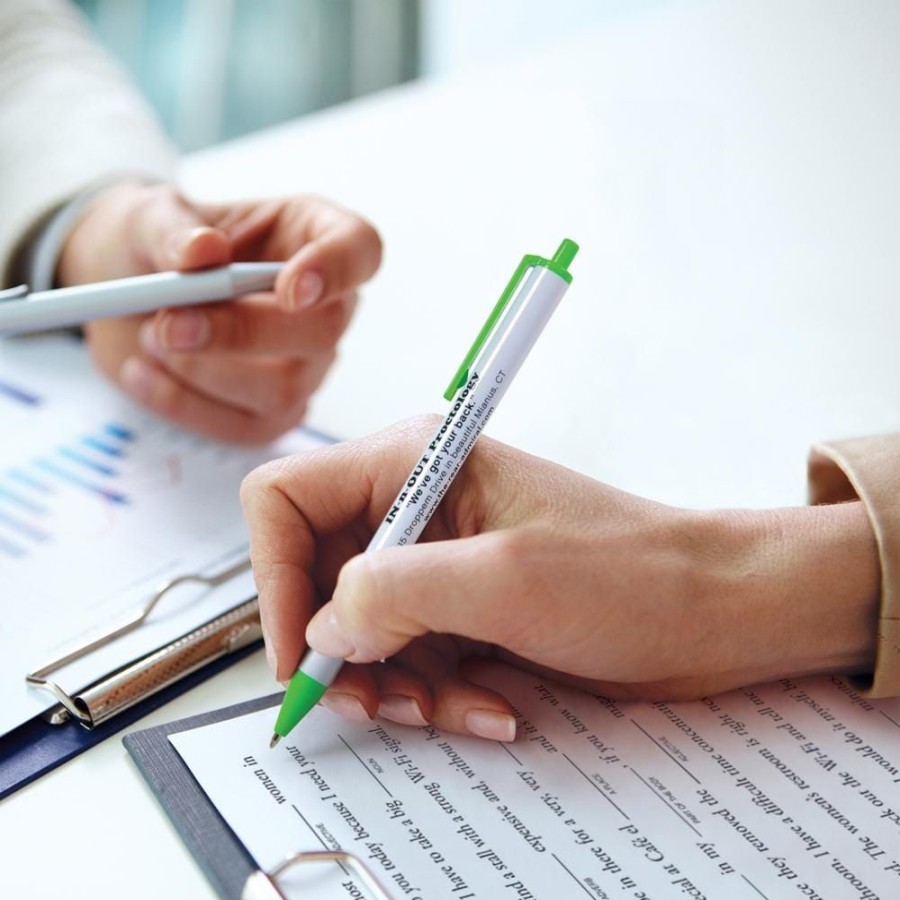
0 336 327 735
172 667 900 900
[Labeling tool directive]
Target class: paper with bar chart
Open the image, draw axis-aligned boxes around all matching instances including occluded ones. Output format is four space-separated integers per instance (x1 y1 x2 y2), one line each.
0 335 328 736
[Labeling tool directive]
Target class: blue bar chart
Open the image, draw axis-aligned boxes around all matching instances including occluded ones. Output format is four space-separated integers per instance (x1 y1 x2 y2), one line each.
0 378 41 408
0 421 137 559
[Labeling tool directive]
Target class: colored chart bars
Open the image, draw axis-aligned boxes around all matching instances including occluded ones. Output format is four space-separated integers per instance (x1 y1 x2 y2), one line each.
0 422 136 558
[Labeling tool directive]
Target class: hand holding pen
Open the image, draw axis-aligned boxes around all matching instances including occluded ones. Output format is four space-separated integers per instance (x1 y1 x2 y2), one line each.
10 181 381 443
242 236 880 743
242 240 583 743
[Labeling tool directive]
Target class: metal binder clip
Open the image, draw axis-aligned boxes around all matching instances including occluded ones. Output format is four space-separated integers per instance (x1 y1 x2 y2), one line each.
242 851 391 900
25 556 253 727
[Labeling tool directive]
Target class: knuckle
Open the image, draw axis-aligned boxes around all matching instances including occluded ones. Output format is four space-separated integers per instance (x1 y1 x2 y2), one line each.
219 307 256 352
233 418 283 447
141 184 182 225
131 362 184 417
404 413 443 437
239 460 277 503
358 220 383 273
319 298 353 345
489 529 537 577
269 361 308 414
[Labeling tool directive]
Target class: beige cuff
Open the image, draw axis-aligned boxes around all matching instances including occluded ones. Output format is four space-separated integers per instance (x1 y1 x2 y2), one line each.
808 434 900 697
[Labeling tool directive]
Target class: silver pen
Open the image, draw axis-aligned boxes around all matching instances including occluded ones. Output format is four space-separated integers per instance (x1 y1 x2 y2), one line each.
0 262 283 334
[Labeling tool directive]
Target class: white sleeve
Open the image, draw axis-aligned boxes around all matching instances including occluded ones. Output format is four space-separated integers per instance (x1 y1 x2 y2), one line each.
0 0 176 285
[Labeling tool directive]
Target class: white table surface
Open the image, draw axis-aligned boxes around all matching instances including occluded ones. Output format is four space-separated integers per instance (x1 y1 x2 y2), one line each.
5 1 900 897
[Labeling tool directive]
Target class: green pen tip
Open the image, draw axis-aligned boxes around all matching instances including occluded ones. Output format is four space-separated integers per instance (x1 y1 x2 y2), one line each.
273 670 328 739
552 239 579 271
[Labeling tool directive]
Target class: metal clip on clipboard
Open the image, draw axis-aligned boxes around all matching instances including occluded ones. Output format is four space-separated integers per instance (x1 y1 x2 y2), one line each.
242 850 391 900
24 557 261 728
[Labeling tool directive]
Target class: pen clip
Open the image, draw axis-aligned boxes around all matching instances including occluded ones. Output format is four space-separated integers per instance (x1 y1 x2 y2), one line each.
0 284 30 303
443 238 578 400
443 255 540 400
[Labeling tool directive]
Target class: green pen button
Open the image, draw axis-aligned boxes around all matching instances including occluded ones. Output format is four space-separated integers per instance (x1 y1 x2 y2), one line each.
443 239 578 400
552 238 579 274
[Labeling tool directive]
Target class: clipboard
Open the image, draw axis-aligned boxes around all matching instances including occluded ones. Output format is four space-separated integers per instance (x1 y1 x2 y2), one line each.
0 415 338 800
123 695 391 900
0 546 264 800
0 629 261 800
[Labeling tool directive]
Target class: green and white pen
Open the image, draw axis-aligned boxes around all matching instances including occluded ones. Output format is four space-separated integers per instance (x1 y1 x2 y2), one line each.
270 238 579 747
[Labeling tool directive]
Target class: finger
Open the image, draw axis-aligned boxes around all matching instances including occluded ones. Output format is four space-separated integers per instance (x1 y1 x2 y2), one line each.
389 639 516 740
118 355 294 445
242 417 447 540
199 198 381 310
321 662 431 727
277 209 382 310
319 664 380 721
318 649 516 740
241 461 321 683
305 533 535 666
241 424 447 680
131 186 231 272
241 447 372 683
141 292 356 355
372 663 433 727
136 335 325 419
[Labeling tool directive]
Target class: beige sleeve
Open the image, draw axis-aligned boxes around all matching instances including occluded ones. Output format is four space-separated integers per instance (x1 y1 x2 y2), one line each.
0 0 176 285
808 434 900 697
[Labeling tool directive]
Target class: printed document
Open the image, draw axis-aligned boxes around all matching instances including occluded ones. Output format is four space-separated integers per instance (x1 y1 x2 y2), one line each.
172 665 900 899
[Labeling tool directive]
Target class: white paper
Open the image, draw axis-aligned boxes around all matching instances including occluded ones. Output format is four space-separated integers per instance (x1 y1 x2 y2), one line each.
172 669 900 900
0 335 328 736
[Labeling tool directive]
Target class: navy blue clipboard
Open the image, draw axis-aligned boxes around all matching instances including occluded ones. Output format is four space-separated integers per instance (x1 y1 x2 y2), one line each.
0 641 262 800
0 423 336 802
123 693 283 900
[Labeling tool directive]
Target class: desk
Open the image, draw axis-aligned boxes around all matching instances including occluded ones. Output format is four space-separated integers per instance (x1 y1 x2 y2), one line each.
5 1 900 897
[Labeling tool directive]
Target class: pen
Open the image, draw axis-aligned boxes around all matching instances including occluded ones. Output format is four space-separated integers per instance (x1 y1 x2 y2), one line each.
270 237 579 747
0 262 283 334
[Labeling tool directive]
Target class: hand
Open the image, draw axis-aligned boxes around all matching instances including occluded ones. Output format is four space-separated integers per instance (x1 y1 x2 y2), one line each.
57 181 381 443
241 417 879 741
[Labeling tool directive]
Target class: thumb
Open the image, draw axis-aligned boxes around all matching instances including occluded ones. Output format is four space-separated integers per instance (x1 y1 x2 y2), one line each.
306 532 526 664
139 189 231 272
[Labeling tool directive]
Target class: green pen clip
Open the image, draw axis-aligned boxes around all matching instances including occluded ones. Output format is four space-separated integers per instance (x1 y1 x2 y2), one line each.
443 238 578 400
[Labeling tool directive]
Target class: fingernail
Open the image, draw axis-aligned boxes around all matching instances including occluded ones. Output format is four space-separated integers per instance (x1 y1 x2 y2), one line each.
161 310 209 351
465 709 516 742
119 357 158 402
166 226 211 266
321 692 371 722
378 695 428 727
291 271 324 309
306 609 355 658
138 320 162 358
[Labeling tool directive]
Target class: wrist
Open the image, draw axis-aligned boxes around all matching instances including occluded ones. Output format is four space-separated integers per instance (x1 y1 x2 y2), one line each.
57 179 161 286
696 502 879 686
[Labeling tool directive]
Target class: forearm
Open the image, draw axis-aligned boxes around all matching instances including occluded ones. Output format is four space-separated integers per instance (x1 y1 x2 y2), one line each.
704 501 880 688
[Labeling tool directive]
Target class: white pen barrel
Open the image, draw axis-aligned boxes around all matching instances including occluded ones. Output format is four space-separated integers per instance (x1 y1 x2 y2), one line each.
0 263 282 335
14 270 235 333
473 265 569 408
369 265 569 551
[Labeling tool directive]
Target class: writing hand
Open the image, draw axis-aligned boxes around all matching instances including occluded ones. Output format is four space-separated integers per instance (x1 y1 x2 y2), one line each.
58 181 381 443
241 417 878 741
